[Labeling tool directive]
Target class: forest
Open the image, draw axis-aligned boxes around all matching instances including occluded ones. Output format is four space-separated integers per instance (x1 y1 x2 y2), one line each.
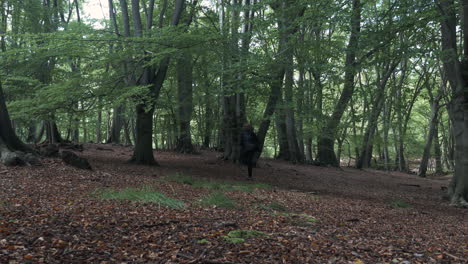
0 0 467 263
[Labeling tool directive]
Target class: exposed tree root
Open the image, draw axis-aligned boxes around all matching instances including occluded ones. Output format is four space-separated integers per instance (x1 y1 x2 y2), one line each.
0 142 40 167
450 195 468 208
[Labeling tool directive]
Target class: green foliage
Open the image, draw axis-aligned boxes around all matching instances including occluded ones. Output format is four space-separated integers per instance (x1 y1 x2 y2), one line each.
0 0 453 173
390 200 411 209
222 230 268 243
97 187 185 209
199 192 236 209
197 239 209 244
294 213 318 223
223 237 245 244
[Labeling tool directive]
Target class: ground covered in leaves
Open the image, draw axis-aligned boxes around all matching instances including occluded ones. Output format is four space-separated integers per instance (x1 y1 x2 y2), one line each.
0 144 466 263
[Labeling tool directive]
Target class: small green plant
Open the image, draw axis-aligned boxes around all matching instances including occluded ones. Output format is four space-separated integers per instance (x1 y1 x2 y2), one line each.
232 183 271 193
274 212 318 225
223 230 268 243
296 213 318 223
257 202 288 212
197 239 209 244
200 192 236 209
224 237 245 243
390 200 411 208
97 187 185 209
170 172 198 185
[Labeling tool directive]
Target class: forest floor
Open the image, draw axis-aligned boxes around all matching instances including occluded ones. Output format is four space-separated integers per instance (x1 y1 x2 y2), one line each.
0 144 466 264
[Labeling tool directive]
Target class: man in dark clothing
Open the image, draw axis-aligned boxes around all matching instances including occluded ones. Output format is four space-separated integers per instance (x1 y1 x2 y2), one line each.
240 123 260 179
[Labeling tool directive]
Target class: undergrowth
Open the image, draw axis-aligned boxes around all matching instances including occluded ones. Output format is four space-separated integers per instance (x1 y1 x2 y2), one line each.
223 230 269 243
257 202 289 212
96 187 185 209
199 192 236 209
163 172 271 193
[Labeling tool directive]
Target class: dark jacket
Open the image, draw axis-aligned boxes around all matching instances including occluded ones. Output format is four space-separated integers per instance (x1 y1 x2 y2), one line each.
240 131 259 165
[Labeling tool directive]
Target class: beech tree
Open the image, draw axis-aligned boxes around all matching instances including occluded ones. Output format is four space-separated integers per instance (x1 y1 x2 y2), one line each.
436 0 468 206
0 0 465 206
0 82 35 165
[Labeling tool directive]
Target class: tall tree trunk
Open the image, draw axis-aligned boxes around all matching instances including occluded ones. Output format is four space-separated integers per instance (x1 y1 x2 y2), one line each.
418 94 441 177
220 0 245 162
438 0 468 206
35 122 45 144
132 105 156 165
433 121 443 173
83 118 88 143
357 61 398 169
296 63 306 159
284 45 303 163
96 99 102 143
123 119 133 145
0 81 34 165
176 51 195 153
275 107 290 160
203 88 213 148
130 0 185 164
45 119 63 144
317 0 361 166
382 89 393 171
107 105 124 144
395 70 406 171
440 119 453 170
255 0 305 159
26 123 36 143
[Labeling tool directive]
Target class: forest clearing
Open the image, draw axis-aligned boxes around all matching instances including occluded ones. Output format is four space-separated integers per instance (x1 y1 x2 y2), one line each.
0 145 466 263
0 0 468 263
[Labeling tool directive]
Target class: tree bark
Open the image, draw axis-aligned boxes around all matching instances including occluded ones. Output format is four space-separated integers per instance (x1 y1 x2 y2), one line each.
45 119 64 144
433 121 443 173
418 94 441 177
275 107 290 160
107 105 124 144
255 0 305 159
96 99 102 143
284 42 303 163
357 60 398 169
437 0 468 206
317 0 361 166
176 51 195 153
129 0 186 164
130 105 157 165
0 81 35 165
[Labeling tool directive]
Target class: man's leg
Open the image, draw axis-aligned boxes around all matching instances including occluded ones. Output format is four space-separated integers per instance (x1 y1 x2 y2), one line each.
248 164 253 178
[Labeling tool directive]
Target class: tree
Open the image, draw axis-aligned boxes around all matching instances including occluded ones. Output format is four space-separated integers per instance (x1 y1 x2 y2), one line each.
436 0 468 206
176 50 195 153
0 81 36 166
256 0 305 160
129 0 186 165
317 0 361 166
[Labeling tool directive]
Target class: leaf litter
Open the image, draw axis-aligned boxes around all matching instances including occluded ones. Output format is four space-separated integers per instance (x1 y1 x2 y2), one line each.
0 144 466 263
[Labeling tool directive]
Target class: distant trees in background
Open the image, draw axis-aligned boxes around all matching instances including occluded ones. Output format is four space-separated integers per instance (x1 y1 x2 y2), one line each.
0 0 466 205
